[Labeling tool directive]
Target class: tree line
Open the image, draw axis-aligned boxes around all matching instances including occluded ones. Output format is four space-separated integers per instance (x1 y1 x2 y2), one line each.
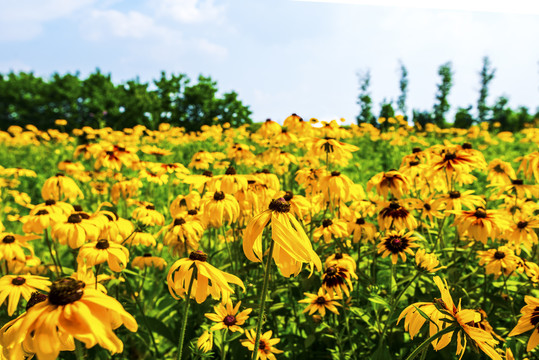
0 70 252 132
356 57 539 130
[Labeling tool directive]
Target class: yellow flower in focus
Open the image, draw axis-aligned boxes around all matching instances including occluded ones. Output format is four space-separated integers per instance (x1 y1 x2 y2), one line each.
377 199 417 231
367 170 411 199
201 191 240 228
241 329 283 360
321 265 357 298
0 275 51 316
0 233 39 263
299 288 341 317
41 173 84 203
77 239 129 272
0 278 137 360
51 213 100 249
453 207 509 244
243 198 321 277
167 251 244 304
204 300 252 333
313 218 348 244
197 330 213 353
131 203 165 226
477 246 520 279
508 295 539 352
377 230 419 264
325 253 356 272
415 248 442 273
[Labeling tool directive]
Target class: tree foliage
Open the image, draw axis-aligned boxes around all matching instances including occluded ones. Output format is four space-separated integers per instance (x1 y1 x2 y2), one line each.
0 70 252 131
433 62 453 128
356 70 375 126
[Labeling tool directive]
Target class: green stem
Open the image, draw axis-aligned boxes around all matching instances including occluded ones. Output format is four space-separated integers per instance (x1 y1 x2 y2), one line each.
222 328 228 360
74 339 85 360
251 239 275 360
178 266 197 360
44 229 61 277
501 272 517 324
405 324 458 360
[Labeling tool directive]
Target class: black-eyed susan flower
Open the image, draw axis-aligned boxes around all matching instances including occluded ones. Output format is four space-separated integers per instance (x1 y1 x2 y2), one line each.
110 178 142 204
204 300 252 333
201 191 240 228
241 329 283 360
170 192 201 218
398 276 502 360
415 248 442 273
132 254 167 270
477 246 520 279
0 277 137 360
453 207 509 244
347 216 376 243
298 288 341 317
517 151 539 182
508 295 539 352
167 251 244 304
217 166 249 194
487 159 516 185
0 275 51 316
41 173 84 203
197 330 213 353
0 233 39 263
321 265 357 298
21 209 66 235
280 191 310 220
163 217 203 254
313 218 348 244
367 170 411 199
295 167 325 196
320 171 357 204
494 179 539 199
131 203 165 226
243 198 321 277
502 215 539 253
51 213 100 249
431 190 485 212
94 211 134 243
377 230 419 264
77 239 129 272
377 199 417 231
30 199 74 217
325 253 356 272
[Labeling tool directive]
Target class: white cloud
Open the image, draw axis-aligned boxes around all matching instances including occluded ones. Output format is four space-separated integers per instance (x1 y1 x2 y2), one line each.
81 9 171 41
155 0 226 24
194 38 228 58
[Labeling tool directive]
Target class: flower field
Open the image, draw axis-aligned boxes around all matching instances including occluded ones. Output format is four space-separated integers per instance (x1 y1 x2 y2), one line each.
0 116 538 360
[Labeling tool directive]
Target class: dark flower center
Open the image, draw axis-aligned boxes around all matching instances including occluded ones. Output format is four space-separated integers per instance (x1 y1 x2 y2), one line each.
283 191 293 201
189 251 207 262
2 235 15 244
326 266 337 276
12 277 26 285
223 315 237 326
55 172 64 177
389 201 401 210
334 253 343 260
45 200 56 205
48 278 85 306
462 143 472 149
493 164 505 173
409 160 420 166
146 205 156 210
73 205 83 212
322 219 333 228
331 171 341 177
268 198 290 213
474 208 487 219
67 214 82 224
96 239 110 249
259 339 268 350
384 235 409 253
315 296 327 304
494 251 506 260
143 253 152 257
517 221 528 229
26 291 47 310
412 147 422 153
36 209 49 215
511 179 524 185
423 203 432 211
225 166 237 175
444 153 457 161
174 218 186 226
449 191 461 199
213 191 225 201
188 209 198 215
203 171 213 177
531 307 539 327
261 169 270 174
355 218 365 225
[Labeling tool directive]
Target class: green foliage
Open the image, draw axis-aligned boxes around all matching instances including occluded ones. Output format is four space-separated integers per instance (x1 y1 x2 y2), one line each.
356 70 376 126
0 70 252 131
477 56 496 123
453 106 474 128
397 61 408 119
433 62 453 128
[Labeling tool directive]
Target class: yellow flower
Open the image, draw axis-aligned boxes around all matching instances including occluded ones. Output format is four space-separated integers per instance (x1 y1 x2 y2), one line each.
0 277 137 360
415 249 442 273
377 199 417 231
51 213 100 249
204 300 252 333
167 251 245 304
197 330 213 353
398 276 502 360
313 218 348 244
325 253 356 272
298 288 341 317
377 230 419 264
0 233 39 263
453 207 509 244
41 173 84 203
508 295 539 352
21 209 66 235
243 198 321 277
131 203 165 226
347 216 376 243
241 329 283 360
132 254 167 270
201 191 240 228
0 275 51 316
321 265 357 298
77 239 129 272
367 170 411 199
477 246 520 279
502 215 539 253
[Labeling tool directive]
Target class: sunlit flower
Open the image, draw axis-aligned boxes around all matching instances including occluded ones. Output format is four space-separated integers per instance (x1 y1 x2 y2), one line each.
0 275 51 316
502 215 539 253
347 216 376 243
299 288 341 317
377 199 417 231
508 295 539 352
377 230 419 264
241 329 283 360
453 207 509 244
325 253 356 272
313 218 348 244
204 300 252 333
0 233 39 263
167 251 244 304
132 254 167 270
431 190 485 212
367 170 411 199
77 239 129 272
41 173 84 202
131 203 165 226
321 265 357 298
201 191 240 228
51 213 100 249
487 159 516 185
197 330 213 353
477 246 520 279
415 248 442 273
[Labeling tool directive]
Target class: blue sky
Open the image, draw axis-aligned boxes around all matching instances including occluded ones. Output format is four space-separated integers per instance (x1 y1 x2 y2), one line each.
1 0 539 124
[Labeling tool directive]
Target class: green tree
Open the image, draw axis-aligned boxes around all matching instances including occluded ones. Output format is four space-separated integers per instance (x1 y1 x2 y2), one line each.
453 106 474 128
397 61 408 118
477 56 496 123
433 62 453 128
356 70 375 126
412 110 432 130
